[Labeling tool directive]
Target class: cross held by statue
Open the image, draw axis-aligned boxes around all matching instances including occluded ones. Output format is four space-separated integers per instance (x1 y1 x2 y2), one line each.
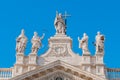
62 11 71 25
62 11 71 19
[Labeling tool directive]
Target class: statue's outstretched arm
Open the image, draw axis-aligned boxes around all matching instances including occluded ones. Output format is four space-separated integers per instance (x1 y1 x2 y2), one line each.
40 33 45 40
78 37 81 48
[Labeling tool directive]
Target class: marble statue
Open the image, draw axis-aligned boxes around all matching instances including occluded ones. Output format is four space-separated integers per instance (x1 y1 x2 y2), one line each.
16 29 27 53
95 31 105 53
54 12 66 34
31 32 45 53
78 33 89 53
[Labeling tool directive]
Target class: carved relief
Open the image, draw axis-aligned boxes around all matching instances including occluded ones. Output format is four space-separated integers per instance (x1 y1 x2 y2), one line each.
55 77 63 80
38 71 74 80
54 44 67 56
45 44 71 57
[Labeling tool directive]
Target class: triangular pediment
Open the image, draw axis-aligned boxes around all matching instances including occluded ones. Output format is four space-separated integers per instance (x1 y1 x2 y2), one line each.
11 60 106 80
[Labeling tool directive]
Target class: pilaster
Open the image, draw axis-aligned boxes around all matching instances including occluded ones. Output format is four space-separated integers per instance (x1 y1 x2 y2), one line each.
14 53 25 77
28 53 38 71
81 53 91 72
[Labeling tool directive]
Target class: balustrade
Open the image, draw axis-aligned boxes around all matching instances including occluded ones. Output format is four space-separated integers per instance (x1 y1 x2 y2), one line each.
0 68 12 79
106 68 120 80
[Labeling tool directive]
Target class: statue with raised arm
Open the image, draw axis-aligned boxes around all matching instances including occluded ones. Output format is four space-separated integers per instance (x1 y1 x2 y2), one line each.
54 12 66 34
31 32 45 53
16 29 28 53
95 31 105 53
78 33 89 53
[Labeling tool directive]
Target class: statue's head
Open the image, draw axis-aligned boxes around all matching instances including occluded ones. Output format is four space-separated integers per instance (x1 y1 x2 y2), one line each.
34 32 38 37
58 13 62 17
97 31 101 35
18 29 25 38
83 33 87 37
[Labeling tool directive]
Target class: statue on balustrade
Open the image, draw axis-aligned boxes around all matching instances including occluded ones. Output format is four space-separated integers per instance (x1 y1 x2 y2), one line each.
95 31 105 53
16 29 27 53
78 33 89 54
31 32 45 53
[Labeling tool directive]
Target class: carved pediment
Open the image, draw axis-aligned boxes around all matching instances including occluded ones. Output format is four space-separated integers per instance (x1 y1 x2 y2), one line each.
35 70 75 80
11 60 106 80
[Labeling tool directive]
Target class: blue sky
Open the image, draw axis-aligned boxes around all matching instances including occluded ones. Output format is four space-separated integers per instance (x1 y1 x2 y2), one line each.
0 0 120 68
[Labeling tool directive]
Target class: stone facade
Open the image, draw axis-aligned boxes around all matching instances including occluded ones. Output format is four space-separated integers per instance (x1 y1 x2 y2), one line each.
0 12 108 80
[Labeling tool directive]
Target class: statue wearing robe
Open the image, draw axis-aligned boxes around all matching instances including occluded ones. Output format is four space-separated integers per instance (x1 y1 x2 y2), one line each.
54 13 66 34
16 29 27 53
95 32 105 53
31 32 45 53
78 33 89 53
